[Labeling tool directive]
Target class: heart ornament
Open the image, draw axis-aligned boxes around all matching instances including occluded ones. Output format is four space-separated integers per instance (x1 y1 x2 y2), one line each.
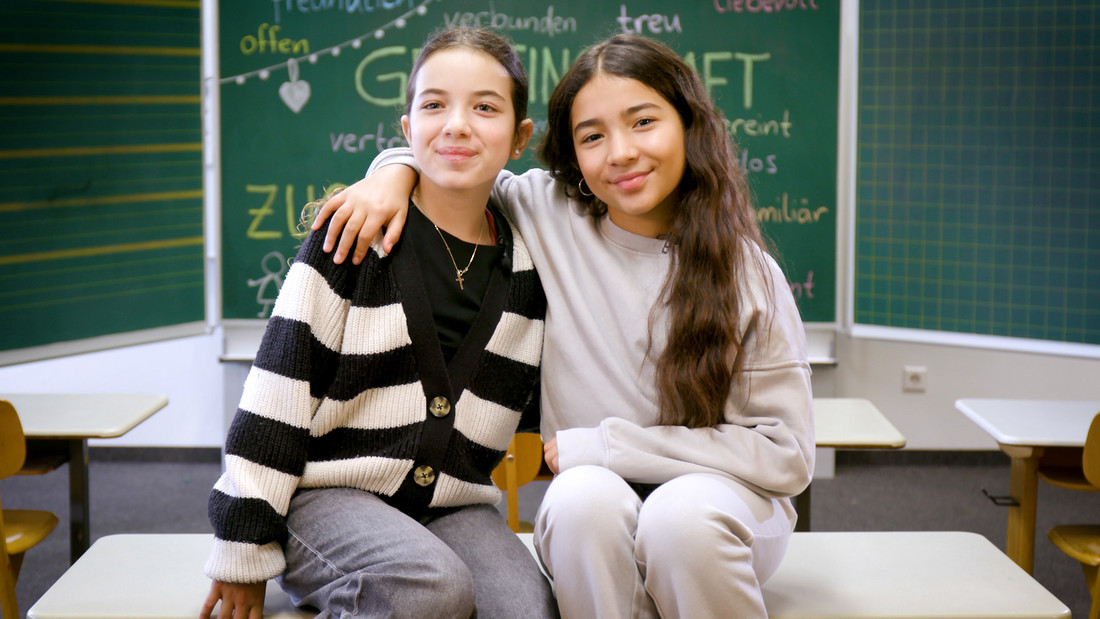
279 58 311 114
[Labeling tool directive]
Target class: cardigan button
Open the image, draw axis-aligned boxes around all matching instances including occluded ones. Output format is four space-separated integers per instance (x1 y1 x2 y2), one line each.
413 465 436 487
429 396 451 418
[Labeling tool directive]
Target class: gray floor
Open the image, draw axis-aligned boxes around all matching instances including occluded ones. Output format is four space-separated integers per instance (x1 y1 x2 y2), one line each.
4 450 1097 618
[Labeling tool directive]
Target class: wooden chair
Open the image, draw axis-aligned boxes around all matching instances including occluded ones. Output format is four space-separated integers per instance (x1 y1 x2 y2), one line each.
490 433 544 532
1046 412 1100 619
1 399 60 619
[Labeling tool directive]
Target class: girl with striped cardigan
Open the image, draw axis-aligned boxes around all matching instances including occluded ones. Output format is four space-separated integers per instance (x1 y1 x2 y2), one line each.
201 27 556 619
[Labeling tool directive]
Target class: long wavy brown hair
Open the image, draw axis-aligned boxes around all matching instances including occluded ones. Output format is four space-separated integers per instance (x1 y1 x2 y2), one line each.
539 35 771 428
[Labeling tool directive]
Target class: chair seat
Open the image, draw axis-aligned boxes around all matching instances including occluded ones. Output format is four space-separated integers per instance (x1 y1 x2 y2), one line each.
1039 466 1100 492
4 509 59 555
1048 524 1100 567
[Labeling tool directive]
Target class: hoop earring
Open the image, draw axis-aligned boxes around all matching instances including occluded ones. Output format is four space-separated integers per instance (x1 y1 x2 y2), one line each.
578 178 594 197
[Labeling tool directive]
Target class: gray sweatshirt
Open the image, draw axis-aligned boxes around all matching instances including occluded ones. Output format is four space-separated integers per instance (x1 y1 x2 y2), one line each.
370 149 815 500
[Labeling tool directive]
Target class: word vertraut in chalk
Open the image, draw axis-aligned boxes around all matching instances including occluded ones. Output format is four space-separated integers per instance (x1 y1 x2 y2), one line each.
330 123 407 153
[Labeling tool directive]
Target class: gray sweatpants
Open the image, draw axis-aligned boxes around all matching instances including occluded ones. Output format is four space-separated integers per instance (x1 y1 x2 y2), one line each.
535 465 795 619
278 487 558 618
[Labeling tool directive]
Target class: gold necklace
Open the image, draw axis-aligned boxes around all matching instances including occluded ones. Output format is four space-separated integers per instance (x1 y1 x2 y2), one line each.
434 223 483 290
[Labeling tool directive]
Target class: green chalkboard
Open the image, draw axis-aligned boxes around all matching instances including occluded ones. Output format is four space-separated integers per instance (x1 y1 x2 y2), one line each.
855 0 1099 346
0 1 204 355
219 0 839 322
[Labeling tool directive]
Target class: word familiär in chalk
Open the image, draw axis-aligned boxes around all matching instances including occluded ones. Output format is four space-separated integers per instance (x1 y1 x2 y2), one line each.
755 193 829 224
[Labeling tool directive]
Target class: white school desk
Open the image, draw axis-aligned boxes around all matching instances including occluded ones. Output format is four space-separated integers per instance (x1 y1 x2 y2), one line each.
760 530 1069 618
794 397 906 531
4 392 169 563
955 398 1099 574
27 532 1070 619
813 397 906 449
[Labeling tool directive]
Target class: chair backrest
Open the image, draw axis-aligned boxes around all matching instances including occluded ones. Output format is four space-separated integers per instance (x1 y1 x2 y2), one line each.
492 433 543 489
0 400 27 480
0 400 26 619
491 433 545 532
1083 412 1100 488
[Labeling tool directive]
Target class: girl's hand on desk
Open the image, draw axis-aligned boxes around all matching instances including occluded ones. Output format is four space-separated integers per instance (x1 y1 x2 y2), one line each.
201 580 266 619
544 437 560 475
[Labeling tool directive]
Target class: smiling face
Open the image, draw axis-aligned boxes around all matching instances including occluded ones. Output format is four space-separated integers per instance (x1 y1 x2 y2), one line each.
402 47 531 200
570 73 687 238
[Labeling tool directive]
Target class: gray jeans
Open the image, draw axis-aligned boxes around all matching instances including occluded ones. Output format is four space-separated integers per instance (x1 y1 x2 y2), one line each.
278 487 558 619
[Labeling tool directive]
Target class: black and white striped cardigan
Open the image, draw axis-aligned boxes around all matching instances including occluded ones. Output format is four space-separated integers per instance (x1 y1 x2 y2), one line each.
205 212 546 583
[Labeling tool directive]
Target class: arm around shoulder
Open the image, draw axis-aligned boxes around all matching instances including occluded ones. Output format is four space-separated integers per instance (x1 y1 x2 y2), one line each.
310 149 419 263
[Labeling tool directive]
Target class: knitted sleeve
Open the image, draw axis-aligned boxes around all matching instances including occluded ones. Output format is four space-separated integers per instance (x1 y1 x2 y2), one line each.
204 223 357 583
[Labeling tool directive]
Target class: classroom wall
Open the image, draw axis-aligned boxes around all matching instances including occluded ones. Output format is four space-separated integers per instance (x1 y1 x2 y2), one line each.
0 333 225 448
829 335 1100 449
1 331 1097 450
3 0 1096 451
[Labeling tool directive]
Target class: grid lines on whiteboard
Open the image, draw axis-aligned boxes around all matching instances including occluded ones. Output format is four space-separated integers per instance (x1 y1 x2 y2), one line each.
855 0 1099 346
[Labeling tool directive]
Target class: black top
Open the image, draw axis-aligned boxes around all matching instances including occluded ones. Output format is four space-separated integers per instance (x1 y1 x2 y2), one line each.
406 202 504 364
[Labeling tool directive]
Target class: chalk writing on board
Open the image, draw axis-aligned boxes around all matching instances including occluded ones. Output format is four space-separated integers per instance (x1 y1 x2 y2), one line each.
352 45 781 111
738 150 778 174
239 24 310 55
617 6 681 34
714 0 820 14
789 270 816 300
218 0 839 324
272 0 419 24
330 124 408 153
222 0 434 102
442 5 577 36
248 251 288 318
726 111 791 138
245 184 320 240
755 193 829 224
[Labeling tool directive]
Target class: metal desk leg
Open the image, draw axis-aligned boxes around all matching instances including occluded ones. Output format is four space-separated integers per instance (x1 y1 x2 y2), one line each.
794 483 811 532
67 439 90 563
1003 445 1040 574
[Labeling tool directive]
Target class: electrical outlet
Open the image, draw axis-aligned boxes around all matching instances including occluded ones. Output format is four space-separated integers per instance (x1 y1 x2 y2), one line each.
903 366 927 392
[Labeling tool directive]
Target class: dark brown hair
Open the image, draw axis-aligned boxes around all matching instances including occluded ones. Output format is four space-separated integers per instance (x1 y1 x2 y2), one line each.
539 35 770 428
405 26 528 132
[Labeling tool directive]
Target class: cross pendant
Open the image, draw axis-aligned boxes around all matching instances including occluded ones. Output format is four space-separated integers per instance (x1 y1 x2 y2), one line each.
455 273 465 290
